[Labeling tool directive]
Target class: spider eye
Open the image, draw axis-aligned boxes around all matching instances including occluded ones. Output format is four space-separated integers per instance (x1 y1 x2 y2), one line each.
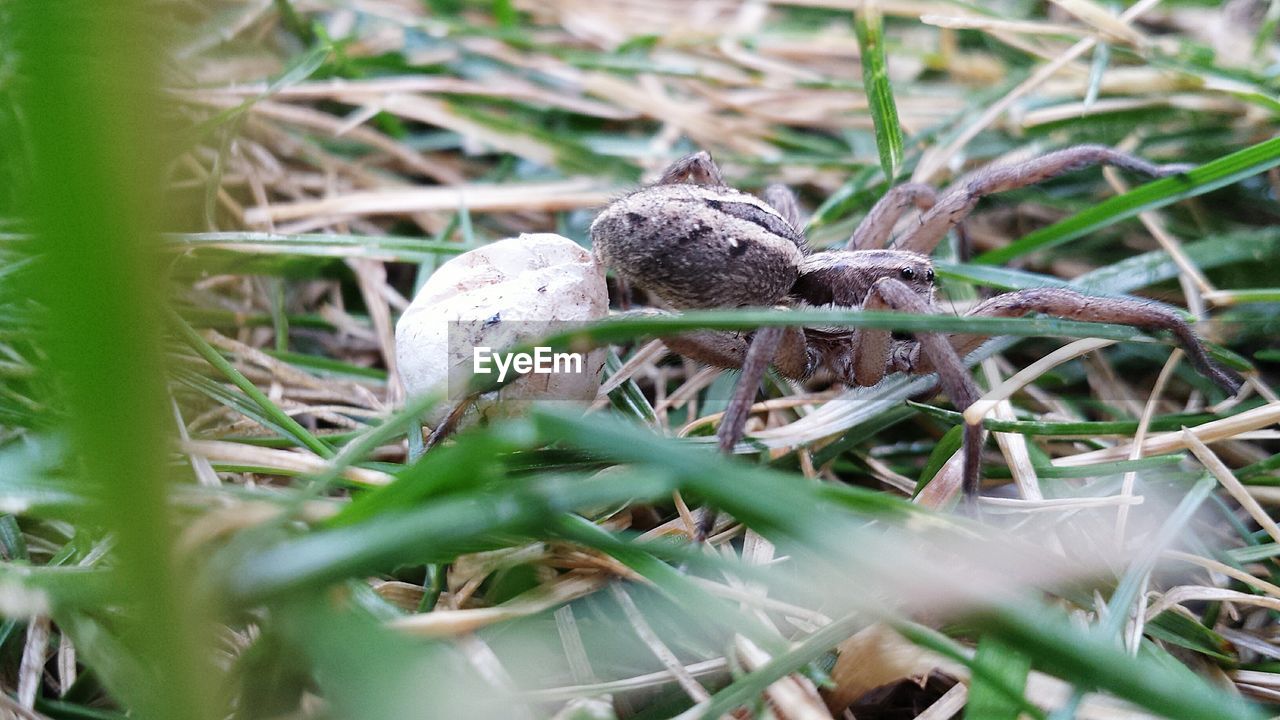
899 267 916 280
925 269 935 282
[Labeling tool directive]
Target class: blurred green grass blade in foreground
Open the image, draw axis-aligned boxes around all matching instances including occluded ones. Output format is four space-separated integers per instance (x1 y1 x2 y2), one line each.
7 2 217 718
528 410 1264 720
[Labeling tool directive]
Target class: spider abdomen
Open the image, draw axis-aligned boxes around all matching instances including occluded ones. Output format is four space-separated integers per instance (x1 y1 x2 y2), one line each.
590 184 805 309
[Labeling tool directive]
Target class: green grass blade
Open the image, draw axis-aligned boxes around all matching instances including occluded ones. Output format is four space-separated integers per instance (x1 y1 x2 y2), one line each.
909 401 1223 437
541 307 1192 348
1144 611 1233 662
1067 227 1280 295
935 262 1075 292
1257 0 1280 56
12 2 218 716
965 637 1031 720
265 350 388 382
529 408 924 524
912 423 964 498
330 430 522 527
1227 543 1280 563
171 367 324 449
973 600 1263 720
894 622 1048 720
170 314 335 458
983 455 1183 480
854 5 904 181
811 404 915 468
686 614 893 720
554 515 786 652
181 44 330 147
602 348 657 424
1083 41 1109 111
1239 451 1280 480
1051 475 1221 717
528 407 1265 720
0 563 118 609
1105 474 1215 625
276 594 500 718
1201 288 1280 303
456 307 1179 408
169 231 478 264
219 467 681 604
976 135 1280 265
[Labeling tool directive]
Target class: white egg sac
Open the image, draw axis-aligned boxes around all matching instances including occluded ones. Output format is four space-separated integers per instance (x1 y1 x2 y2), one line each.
395 233 609 423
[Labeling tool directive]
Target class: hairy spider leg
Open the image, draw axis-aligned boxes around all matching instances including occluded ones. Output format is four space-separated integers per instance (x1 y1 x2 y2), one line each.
896 145 1193 255
847 183 938 251
764 183 803 229
422 395 475 453
657 154 804 233
657 150 725 186
716 326 787 454
898 288 1243 395
659 324 810 543
661 324 811 379
833 278 986 497
686 325 787 542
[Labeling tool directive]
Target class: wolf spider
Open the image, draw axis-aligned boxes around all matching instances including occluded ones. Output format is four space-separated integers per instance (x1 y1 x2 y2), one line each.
590 147 1242 520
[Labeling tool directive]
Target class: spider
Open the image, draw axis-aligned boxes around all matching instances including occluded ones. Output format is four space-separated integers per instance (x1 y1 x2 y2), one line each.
590 147 1243 517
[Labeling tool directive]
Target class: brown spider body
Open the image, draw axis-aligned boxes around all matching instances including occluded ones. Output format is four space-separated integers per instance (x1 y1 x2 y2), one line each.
789 249 939 386
589 149 1242 526
591 183 806 309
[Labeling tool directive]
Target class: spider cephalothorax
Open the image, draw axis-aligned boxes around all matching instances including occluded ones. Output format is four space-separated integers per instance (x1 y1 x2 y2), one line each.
792 250 937 310
590 148 1243 526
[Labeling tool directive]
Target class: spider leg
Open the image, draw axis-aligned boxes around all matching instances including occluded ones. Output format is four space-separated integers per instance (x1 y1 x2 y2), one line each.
613 307 811 383
656 151 725 186
826 286 893 388
954 221 975 264
902 288 1243 395
847 182 937 250
684 325 785 542
897 145 1193 255
716 327 788 454
662 325 811 380
422 395 475 453
665 323 811 542
764 183 803 230
861 278 986 497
